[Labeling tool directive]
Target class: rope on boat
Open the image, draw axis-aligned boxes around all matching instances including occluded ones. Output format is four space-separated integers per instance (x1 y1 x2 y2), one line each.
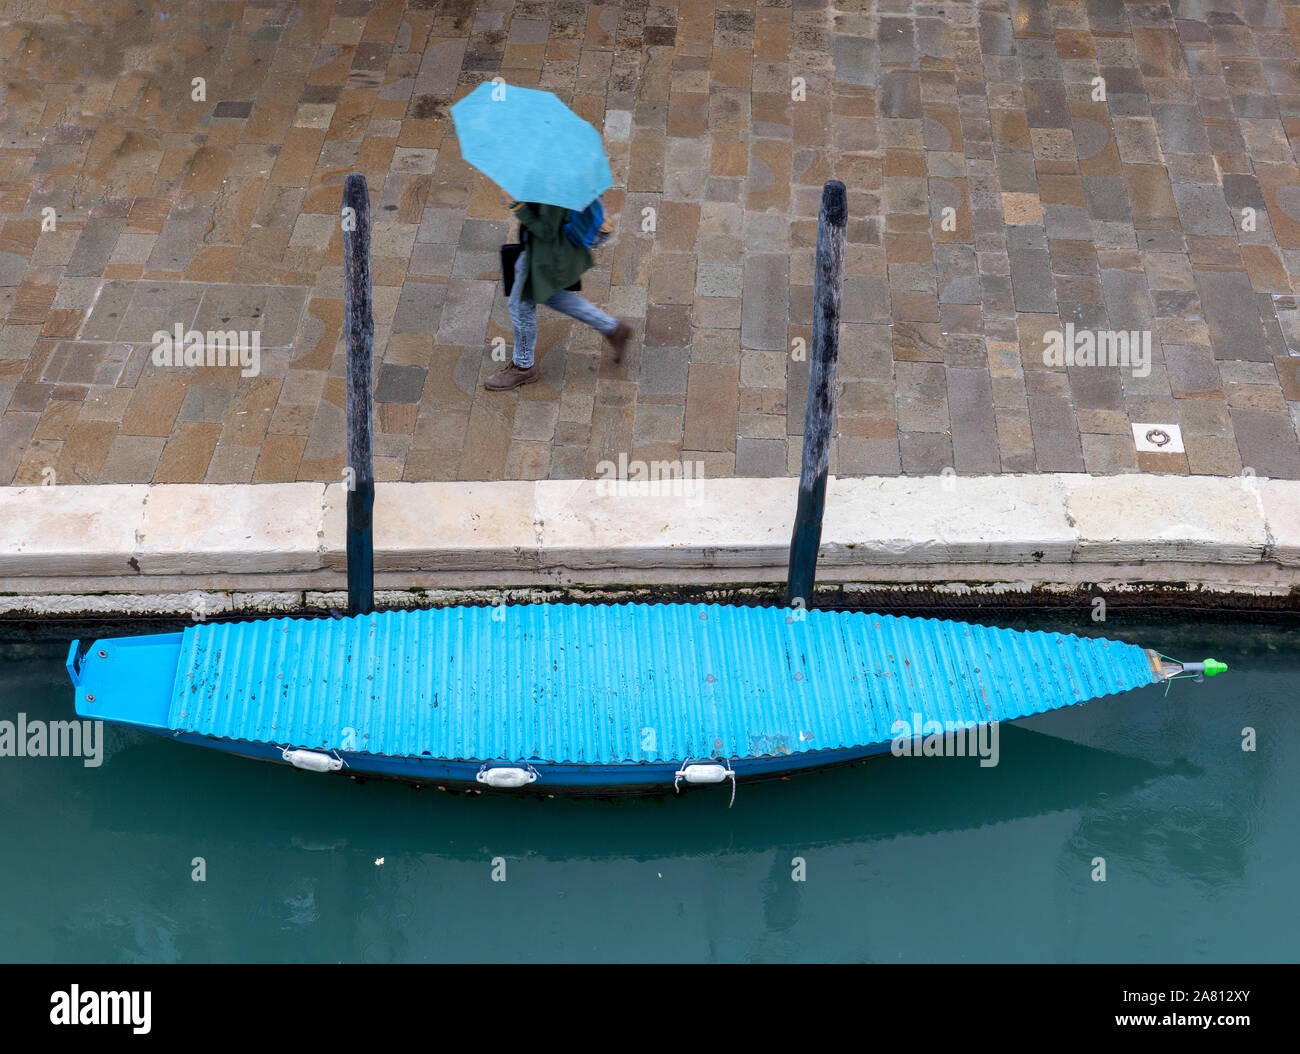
674 758 737 808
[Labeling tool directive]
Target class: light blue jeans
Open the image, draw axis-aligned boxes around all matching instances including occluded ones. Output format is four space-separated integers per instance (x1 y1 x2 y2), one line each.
509 247 617 369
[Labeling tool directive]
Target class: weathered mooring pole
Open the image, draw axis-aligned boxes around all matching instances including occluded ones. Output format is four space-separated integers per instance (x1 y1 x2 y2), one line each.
786 180 847 610
343 172 374 616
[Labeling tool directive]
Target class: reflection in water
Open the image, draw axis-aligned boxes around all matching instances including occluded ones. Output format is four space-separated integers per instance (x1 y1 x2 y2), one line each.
90 725 1172 859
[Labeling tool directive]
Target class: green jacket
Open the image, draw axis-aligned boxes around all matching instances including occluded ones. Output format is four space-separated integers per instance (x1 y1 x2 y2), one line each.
510 201 593 303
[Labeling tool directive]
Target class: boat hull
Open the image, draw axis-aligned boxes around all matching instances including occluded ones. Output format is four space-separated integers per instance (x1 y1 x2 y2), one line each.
154 726 901 795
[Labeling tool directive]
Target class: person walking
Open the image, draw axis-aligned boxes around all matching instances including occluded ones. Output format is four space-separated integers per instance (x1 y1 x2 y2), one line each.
485 188 633 391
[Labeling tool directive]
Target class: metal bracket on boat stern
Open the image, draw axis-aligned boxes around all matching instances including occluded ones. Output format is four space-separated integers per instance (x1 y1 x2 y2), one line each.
476 764 539 789
673 759 737 808
65 639 91 686
1151 651 1228 694
281 747 346 773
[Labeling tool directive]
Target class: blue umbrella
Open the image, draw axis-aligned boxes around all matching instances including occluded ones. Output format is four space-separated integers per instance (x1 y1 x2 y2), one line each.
450 82 612 212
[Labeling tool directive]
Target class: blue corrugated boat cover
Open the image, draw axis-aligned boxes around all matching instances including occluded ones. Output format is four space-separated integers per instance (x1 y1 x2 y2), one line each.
167 604 1158 764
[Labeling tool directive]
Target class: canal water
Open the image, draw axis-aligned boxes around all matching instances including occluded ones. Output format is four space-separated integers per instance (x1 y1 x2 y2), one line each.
0 611 1295 963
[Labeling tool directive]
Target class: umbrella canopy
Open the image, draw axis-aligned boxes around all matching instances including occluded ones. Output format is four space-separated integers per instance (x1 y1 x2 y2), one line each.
450 82 612 212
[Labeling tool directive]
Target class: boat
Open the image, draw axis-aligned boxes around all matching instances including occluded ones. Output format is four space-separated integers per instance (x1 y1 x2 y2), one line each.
65 602 1224 800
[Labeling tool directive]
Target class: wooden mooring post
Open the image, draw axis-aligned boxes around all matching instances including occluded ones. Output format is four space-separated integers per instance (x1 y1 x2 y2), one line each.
786 180 847 610
343 172 374 617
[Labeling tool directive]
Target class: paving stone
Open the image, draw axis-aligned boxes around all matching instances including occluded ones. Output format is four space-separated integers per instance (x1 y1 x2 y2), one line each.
1125 165 1181 230
735 437 787 477
633 403 684 446
842 276 892 324
1230 407 1300 478
39 342 131 387
838 437 902 475
895 362 949 432
644 305 691 347
1152 103 1211 154
1008 244 1057 313
436 280 496 346
1165 346 1224 398
0 413 39 485
1184 434 1244 476
695 264 742 299
683 363 738 452
1194 270 1271 362
1027 395 1086 471
945 367 1000 473
1171 183 1237 236
740 253 789 351
512 400 559 444
833 37 878 88
900 430 955 474
66 221 124 278
392 282 446 334
99 434 166 483
375 363 427 405
639 346 690 396
1081 177 1131 224
739 349 787 390
177 385 235 424
1081 432 1140 474
417 208 465 244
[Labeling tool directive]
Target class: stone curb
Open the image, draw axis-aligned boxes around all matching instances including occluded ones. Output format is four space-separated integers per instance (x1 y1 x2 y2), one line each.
1 476 1297 611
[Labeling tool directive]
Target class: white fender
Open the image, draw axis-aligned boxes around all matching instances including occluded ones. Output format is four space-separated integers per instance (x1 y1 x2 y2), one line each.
675 763 730 784
673 760 738 807
282 748 343 773
476 766 538 788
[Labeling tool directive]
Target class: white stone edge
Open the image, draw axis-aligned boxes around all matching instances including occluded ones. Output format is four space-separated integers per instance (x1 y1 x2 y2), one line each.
0 475 1296 597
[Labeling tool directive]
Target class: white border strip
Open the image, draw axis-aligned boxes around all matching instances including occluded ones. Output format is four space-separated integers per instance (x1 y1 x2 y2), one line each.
1 475 1296 598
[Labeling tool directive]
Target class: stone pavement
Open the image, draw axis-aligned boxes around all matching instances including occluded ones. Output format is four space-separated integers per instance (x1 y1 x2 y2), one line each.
1 0 1300 487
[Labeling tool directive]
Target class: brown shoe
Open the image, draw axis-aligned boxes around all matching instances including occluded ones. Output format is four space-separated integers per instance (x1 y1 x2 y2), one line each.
605 320 633 363
484 362 539 391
